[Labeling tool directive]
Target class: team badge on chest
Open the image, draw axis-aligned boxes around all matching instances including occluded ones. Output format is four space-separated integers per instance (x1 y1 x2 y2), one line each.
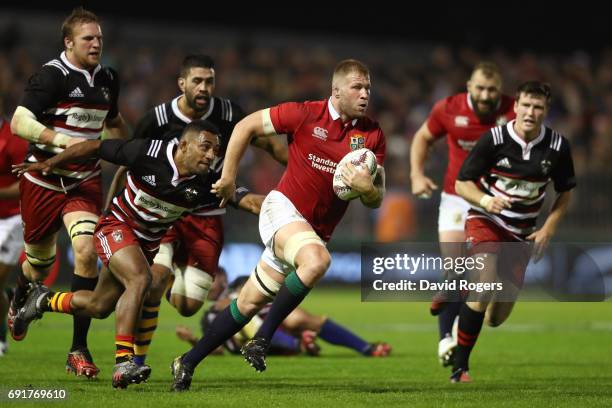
101 86 111 102
184 187 199 202
540 160 552 176
349 134 365 150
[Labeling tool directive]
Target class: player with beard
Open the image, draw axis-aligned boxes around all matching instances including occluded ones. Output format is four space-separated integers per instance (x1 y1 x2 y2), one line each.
104 55 287 368
409 62 515 367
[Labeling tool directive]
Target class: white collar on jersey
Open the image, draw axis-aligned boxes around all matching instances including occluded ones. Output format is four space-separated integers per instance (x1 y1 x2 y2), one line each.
60 52 101 87
328 98 358 126
466 93 502 113
506 119 546 160
172 95 215 124
167 139 196 186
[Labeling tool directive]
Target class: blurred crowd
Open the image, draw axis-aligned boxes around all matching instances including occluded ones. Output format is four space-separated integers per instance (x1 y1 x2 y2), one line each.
1 16 610 243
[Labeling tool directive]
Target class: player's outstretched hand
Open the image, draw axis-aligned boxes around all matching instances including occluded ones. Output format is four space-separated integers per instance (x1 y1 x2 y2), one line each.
411 173 438 199
211 176 236 208
12 161 53 176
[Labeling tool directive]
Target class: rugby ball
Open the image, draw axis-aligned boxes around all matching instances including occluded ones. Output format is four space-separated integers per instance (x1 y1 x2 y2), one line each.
333 148 377 201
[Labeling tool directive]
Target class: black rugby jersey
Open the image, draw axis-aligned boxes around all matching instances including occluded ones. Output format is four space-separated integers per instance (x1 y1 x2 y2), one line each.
133 95 244 214
99 137 217 242
458 120 576 238
20 51 119 191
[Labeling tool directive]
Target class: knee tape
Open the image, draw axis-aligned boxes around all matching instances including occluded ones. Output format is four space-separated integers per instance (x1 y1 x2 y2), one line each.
24 241 56 269
249 265 282 299
67 217 98 244
153 243 174 270
283 231 325 267
170 265 186 297
183 266 213 302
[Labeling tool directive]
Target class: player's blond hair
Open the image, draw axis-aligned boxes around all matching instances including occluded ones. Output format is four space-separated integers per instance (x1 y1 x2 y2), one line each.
332 59 370 88
61 7 100 44
471 61 501 80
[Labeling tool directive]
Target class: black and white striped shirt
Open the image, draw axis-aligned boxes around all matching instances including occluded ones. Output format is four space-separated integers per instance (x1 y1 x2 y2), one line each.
458 120 576 238
132 95 244 215
99 138 218 242
20 52 119 191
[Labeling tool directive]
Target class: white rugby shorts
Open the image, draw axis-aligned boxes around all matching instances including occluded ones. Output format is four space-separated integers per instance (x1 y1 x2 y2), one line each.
438 192 470 232
258 190 309 275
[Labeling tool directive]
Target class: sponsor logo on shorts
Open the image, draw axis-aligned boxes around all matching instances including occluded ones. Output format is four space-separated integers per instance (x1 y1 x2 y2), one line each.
112 229 123 243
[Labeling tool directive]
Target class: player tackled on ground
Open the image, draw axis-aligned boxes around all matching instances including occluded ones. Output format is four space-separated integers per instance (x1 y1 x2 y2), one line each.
451 81 576 382
170 59 386 392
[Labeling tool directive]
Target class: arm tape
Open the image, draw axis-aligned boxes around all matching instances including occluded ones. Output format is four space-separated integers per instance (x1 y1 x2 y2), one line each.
12 106 45 143
261 108 277 135
479 195 493 208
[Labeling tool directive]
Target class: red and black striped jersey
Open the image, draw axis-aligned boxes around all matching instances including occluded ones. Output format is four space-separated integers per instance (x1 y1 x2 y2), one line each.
133 95 244 215
457 120 576 239
99 137 218 242
20 51 119 191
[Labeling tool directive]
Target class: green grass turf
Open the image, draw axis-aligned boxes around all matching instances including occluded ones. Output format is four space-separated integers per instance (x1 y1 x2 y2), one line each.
1 287 611 407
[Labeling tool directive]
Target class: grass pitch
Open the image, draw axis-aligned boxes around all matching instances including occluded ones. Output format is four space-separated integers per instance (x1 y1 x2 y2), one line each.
1 287 611 407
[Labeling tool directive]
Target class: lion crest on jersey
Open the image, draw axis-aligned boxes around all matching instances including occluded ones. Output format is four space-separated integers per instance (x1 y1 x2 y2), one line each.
349 135 365 150
540 159 552 176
